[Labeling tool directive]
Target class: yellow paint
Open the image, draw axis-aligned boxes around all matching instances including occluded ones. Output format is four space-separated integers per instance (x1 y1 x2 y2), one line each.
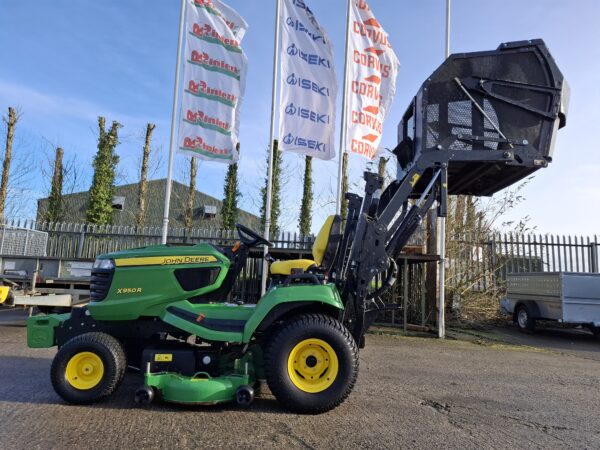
270 259 316 276
312 215 336 265
154 354 173 362
287 338 339 393
409 173 421 187
270 215 337 275
0 286 10 304
65 352 104 390
115 255 218 267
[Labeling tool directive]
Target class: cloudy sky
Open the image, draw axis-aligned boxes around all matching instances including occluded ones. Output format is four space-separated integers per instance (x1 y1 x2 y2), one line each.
0 0 599 235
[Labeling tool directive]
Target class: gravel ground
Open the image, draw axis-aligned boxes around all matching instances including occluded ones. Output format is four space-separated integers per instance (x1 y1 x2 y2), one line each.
1 310 599 449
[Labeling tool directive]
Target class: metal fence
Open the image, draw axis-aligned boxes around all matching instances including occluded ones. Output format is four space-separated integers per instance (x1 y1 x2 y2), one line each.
0 219 315 259
0 224 48 256
0 218 424 260
3 218 597 325
446 232 600 294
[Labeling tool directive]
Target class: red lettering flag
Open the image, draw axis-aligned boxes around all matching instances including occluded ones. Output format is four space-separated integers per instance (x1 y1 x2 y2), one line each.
343 0 399 159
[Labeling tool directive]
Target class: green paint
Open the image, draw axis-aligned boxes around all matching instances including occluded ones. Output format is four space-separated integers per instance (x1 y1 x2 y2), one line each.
189 31 242 54
27 313 68 348
89 243 230 321
193 3 222 18
182 118 232 136
28 242 344 348
179 147 233 160
184 88 236 107
145 351 255 404
187 59 241 80
242 284 344 342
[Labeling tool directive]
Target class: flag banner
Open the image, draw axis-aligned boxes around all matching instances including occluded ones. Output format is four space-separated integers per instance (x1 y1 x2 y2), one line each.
279 0 337 161
214 0 248 42
344 0 399 160
178 0 248 163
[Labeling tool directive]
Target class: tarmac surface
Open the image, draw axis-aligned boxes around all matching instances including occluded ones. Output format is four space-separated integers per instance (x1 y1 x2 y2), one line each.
1 308 599 449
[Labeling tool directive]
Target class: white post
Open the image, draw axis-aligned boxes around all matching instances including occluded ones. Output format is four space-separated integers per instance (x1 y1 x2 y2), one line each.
445 0 451 59
438 0 451 339
261 0 282 295
336 0 352 215
161 0 187 245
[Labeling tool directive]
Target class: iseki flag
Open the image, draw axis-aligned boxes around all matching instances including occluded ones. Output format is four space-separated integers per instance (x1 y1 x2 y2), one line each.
344 0 400 160
178 0 248 164
279 0 338 160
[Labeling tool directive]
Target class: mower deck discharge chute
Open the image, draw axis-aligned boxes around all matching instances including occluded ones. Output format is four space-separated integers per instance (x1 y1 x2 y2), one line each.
26 40 569 414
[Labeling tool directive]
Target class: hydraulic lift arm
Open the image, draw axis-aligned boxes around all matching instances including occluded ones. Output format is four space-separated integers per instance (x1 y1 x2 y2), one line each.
335 39 570 343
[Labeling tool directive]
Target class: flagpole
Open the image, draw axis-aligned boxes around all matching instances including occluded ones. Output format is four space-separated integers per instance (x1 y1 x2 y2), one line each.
438 0 451 339
161 0 187 245
336 0 352 215
261 0 282 295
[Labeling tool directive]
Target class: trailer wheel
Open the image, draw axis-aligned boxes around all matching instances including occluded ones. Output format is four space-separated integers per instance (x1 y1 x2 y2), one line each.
51 332 126 404
264 313 358 414
515 305 536 333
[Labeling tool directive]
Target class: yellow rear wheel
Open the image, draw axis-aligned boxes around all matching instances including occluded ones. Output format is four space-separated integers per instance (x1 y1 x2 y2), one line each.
65 351 105 390
264 314 359 414
287 338 339 393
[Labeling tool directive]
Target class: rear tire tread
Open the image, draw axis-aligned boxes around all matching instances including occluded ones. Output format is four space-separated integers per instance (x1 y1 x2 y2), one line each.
264 313 359 414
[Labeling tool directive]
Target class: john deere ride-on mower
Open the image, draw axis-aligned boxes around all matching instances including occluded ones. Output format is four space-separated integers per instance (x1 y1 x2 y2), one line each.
27 40 568 413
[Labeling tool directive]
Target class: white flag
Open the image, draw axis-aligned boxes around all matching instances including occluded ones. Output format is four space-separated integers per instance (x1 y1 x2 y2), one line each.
178 0 248 163
344 0 399 160
214 0 248 42
279 0 337 161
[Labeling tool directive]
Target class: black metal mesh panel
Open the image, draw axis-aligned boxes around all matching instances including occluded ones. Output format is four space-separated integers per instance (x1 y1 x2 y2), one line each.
396 39 568 196
425 104 439 148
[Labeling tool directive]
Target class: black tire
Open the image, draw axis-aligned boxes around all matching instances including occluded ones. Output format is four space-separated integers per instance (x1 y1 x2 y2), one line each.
51 332 127 404
515 305 536 333
264 313 359 414
38 306 70 315
37 306 54 315
590 327 600 338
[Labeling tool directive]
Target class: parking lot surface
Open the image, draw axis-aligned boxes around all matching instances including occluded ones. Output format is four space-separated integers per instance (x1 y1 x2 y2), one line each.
1 309 599 449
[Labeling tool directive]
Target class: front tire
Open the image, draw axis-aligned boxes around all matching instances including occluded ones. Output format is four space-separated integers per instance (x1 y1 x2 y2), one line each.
51 332 126 404
264 314 358 414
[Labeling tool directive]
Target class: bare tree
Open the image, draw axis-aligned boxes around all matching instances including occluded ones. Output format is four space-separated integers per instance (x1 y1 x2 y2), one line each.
445 177 537 321
135 123 156 228
0 107 19 223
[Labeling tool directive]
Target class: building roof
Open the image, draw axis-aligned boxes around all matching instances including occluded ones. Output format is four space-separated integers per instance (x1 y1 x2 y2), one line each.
36 179 260 229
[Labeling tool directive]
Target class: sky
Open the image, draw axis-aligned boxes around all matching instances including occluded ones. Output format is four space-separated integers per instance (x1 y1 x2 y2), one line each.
0 0 599 235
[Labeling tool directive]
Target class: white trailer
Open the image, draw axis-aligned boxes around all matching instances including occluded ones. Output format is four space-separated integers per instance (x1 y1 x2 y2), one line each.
500 272 600 335
0 256 91 313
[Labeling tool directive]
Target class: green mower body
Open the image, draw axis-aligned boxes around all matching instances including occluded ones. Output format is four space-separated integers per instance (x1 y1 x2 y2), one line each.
27 240 349 410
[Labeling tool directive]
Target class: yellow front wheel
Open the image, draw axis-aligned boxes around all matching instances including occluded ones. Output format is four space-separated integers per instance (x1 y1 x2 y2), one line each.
51 332 126 404
65 352 105 390
265 314 359 414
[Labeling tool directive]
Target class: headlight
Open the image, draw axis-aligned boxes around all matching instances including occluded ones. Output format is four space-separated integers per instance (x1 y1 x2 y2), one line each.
93 258 115 270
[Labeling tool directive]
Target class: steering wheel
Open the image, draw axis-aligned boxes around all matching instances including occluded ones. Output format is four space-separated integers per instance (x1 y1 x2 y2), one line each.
235 223 273 248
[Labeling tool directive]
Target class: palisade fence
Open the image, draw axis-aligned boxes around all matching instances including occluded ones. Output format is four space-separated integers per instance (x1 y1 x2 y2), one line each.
446 232 600 295
2 219 598 324
1 219 314 259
